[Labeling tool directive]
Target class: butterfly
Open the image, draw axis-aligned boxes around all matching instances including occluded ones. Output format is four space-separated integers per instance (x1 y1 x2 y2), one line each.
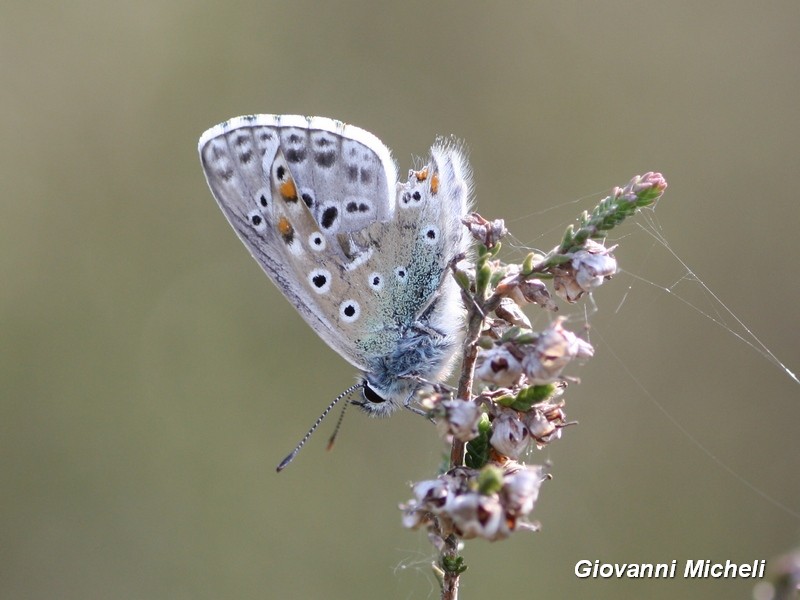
198 115 472 464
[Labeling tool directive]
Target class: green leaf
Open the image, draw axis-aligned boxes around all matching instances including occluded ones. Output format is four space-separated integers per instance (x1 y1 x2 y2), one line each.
465 413 491 469
494 384 554 411
441 554 468 575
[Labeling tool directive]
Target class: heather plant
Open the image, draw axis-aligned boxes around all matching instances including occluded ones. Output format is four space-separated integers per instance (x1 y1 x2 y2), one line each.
400 173 668 599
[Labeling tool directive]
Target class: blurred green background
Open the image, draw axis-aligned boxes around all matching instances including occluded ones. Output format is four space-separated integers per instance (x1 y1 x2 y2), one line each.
2 2 798 598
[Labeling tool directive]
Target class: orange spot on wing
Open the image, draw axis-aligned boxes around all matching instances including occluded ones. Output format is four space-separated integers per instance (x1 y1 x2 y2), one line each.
277 216 294 242
430 172 439 195
414 167 429 182
280 178 297 201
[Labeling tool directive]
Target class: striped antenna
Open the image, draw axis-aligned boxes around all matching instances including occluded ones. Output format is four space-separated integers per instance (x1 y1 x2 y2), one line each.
276 381 364 472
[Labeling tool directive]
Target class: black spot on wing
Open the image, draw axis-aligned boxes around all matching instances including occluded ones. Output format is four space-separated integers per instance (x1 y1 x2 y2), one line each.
314 150 336 167
321 206 339 229
286 147 307 163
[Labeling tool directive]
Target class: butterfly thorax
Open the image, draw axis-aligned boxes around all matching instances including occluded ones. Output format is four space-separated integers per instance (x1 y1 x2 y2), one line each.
357 280 466 416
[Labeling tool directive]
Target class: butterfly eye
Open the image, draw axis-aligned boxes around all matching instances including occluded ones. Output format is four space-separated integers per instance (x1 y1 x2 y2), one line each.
361 382 386 404
246 209 267 233
339 300 360 323
421 225 440 245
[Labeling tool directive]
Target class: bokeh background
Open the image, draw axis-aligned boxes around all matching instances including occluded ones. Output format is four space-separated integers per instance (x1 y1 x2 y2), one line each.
2 2 799 599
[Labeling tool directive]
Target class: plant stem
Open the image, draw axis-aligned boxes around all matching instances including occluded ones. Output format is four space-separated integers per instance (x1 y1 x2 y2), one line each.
440 294 486 600
440 534 462 600
451 299 484 466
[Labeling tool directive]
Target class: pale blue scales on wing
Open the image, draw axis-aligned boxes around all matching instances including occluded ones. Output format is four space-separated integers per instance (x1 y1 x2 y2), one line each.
199 115 472 417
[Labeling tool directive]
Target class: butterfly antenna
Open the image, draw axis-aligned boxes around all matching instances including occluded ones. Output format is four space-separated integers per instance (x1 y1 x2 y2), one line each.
326 393 354 452
276 382 364 472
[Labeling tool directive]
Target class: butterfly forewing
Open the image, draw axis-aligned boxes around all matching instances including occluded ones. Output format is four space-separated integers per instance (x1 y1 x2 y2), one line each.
199 115 396 369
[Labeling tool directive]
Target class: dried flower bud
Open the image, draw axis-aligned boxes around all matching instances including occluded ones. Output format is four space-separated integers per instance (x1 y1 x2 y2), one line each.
401 507 424 529
573 240 617 290
553 267 586 303
462 212 507 248
490 410 529 458
495 296 532 328
412 478 450 507
401 464 547 541
521 318 594 384
501 465 545 518
537 318 594 367
515 278 557 311
475 346 523 387
436 399 481 442
449 493 506 540
553 241 617 303
496 272 558 313
520 354 549 385
524 410 560 444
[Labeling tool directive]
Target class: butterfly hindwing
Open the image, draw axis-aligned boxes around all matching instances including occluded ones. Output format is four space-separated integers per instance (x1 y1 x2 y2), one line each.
336 139 472 363
387 140 472 325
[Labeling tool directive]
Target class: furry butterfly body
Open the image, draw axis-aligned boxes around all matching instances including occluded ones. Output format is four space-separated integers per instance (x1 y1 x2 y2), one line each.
199 115 472 415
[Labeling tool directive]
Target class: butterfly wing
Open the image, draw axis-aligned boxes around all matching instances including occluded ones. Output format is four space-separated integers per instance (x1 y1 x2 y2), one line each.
198 115 399 370
393 139 473 328
345 139 474 410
